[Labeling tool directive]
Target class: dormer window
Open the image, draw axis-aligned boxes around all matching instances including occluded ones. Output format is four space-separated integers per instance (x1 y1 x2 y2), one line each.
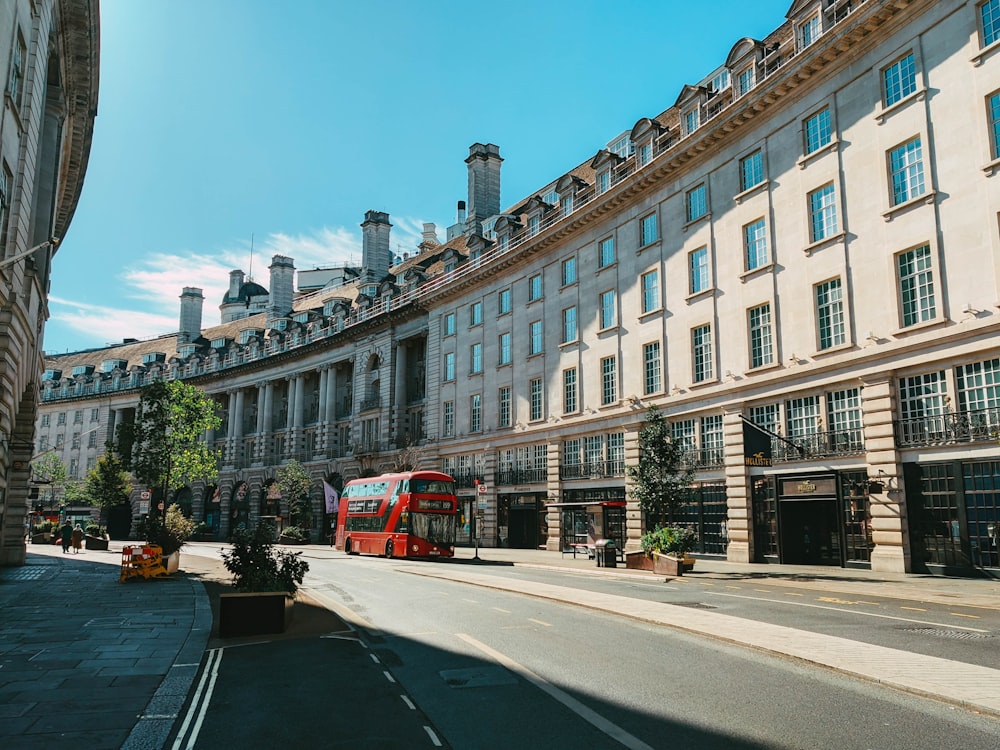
737 67 755 97
178 344 197 358
211 338 229 349
323 301 335 317
683 109 699 136
271 319 288 332
560 194 574 214
709 69 730 93
142 352 166 366
43 369 61 381
481 216 498 240
541 189 558 206
528 215 540 236
240 328 263 344
798 14 820 49
71 365 94 377
293 312 310 325
638 142 653 167
101 359 127 373
597 169 611 194
607 133 633 159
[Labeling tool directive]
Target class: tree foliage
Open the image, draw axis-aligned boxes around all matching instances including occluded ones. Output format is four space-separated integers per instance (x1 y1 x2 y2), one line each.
222 522 309 593
83 451 132 525
627 405 695 527
276 459 313 528
118 380 221 509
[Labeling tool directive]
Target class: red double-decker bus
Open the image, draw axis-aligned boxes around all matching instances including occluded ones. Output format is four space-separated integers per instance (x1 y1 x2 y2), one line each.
336 470 458 558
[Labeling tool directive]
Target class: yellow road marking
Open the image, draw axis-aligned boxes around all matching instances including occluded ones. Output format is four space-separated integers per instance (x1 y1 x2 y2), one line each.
784 592 803 597
950 612 980 619
528 618 552 627
900 606 926 612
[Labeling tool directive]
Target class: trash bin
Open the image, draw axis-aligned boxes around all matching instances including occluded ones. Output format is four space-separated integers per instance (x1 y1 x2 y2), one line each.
596 539 617 568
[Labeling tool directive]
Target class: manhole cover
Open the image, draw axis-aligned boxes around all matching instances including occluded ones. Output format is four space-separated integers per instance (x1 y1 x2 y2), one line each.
439 666 518 689
671 602 717 610
901 627 993 640
1 566 50 581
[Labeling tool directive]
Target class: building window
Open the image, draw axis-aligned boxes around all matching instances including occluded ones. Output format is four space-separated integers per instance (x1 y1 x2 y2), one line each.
597 169 611 194
38 435 49 451
470 301 483 326
443 313 456 336
560 194 574 215
601 356 617 405
499 386 511 428
827 388 862 436
989 92 1000 159
815 278 846 350
443 401 454 437
88 432 98 448
599 290 617 329
744 218 769 271
470 343 482 374
530 320 543 355
57 412 66 426
701 415 724 453
638 141 653 167
41 414 50 427
684 108 699 135
897 244 936 327
899 371 948 420
498 288 512 315
6 31 25 108
882 53 916 107
562 306 577 344
889 137 925 205
72 432 81 449
598 236 615 268
563 368 578 414
562 257 577 286
982 0 1000 46
90 408 99 422
956 358 1000 413
809 183 838 242
687 184 707 222
643 341 662 395
499 332 511 365
640 213 658 246
529 378 543 421
786 395 820 437
689 246 710 294
0 163 11 252
70 459 79 478
73 410 83 424
528 215 541 237
672 419 696 450
444 352 455 381
740 150 764 191
641 270 660 314
692 324 714 382
804 108 832 154
748 303 774 369
470 394 482 433
798 15 820 48
56 434 64 448
750 404 780 434
528 274 543 301
737 66 755 97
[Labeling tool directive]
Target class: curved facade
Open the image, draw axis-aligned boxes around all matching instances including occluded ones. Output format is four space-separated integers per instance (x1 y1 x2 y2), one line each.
0 0 98 566
35 0 1000 578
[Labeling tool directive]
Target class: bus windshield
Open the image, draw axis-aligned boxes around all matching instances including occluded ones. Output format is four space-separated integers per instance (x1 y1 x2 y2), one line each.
409 478 455 494
411 511 457 546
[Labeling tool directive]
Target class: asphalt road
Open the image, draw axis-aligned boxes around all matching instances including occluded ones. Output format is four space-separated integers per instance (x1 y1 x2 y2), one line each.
293 554 1000 750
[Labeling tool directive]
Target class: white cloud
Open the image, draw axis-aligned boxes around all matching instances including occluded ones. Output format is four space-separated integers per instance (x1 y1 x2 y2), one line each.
45 220 433 352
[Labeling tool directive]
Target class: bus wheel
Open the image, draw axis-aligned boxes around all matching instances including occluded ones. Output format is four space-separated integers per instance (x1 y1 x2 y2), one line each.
384 540 394 558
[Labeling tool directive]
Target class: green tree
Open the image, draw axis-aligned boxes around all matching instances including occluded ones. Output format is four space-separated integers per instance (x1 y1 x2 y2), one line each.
31 453 68 509
83 451 132 527
276 459 313 529
118 379 221 516
627 405 695 527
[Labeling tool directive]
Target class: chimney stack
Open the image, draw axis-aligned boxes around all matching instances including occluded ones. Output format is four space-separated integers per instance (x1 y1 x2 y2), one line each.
228 269 244 300
421 222 439 247
465 143 502 235
267 255 295 323
177 287 203 346
361 210 392 282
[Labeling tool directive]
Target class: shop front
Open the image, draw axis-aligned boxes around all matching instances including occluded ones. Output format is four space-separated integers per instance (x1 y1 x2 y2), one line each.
497 492 546 548
550 488 626 554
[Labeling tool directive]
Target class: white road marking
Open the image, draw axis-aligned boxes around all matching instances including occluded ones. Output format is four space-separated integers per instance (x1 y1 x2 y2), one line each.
171 647 223 750
528 618 552 627
457 633 656 750
424 726 443 747
401 694 416 710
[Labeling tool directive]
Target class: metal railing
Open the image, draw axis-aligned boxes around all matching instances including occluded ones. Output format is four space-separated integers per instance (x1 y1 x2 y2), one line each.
772 428 864 462
559 460 626 480
895 408 1000 448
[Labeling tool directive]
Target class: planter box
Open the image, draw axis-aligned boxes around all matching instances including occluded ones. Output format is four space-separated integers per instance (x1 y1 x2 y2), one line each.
219 592 293 638
165 550 181 574
625 551 654 571
653 553 684 577
85 535 109 551
31 533 52 545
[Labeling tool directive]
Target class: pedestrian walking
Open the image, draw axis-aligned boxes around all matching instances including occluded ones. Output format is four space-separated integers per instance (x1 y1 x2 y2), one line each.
60 520 73 553
71 523 84 554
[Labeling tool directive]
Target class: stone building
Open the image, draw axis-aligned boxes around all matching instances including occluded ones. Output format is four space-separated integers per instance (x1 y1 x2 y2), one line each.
0 0 98 566
35 0 1000 577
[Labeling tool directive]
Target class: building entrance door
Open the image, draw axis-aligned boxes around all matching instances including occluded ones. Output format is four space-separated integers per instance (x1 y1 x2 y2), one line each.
777 475 843 566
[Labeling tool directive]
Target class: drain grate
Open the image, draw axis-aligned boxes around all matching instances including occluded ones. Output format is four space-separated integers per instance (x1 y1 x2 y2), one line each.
901 627 993 640
670 601 717 610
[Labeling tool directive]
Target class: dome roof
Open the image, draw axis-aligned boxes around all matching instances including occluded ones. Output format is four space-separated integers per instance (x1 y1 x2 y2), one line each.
222 280 268 305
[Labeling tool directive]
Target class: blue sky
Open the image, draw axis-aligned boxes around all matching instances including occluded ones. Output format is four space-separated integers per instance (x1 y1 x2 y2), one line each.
45 0 792 354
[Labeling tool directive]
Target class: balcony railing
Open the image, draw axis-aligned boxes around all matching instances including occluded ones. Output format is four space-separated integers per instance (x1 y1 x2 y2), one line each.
681 448 725 470
895 408 1000 448
496 467 547 485
772 428 864 462
559 460 626 480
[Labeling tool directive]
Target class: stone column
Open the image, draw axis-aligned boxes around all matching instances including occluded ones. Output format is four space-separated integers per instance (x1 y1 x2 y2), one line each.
317 368 328 453
225 391 238 464
723 408 752 563
325 367 338 456
394 343 407 445
254 382 267 463
233 389 246 467
862 374 908 573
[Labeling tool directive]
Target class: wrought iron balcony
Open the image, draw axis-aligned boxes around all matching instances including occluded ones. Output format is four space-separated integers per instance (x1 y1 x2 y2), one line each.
359 395 381 412
680 448 725 470
772 428 864 462
496 467 548 485
895 408 1000 448
559 461 626 480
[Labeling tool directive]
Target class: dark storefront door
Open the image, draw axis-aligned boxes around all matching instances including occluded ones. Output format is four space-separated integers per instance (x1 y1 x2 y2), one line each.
779 498 842 565
507 507 538 549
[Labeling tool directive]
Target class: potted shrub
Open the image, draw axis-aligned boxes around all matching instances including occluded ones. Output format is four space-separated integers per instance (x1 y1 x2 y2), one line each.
84 523 110 551
140 503 195 574
31 521 55 545
640 525 697 577
191 521 215 542
219 522 309 637
278 525 309 545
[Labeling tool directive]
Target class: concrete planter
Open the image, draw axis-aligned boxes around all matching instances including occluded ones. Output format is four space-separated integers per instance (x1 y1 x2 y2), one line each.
84 535 109 551
31 533 52 545
165 550 181 574
653 553 684 577
219 592 293 638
